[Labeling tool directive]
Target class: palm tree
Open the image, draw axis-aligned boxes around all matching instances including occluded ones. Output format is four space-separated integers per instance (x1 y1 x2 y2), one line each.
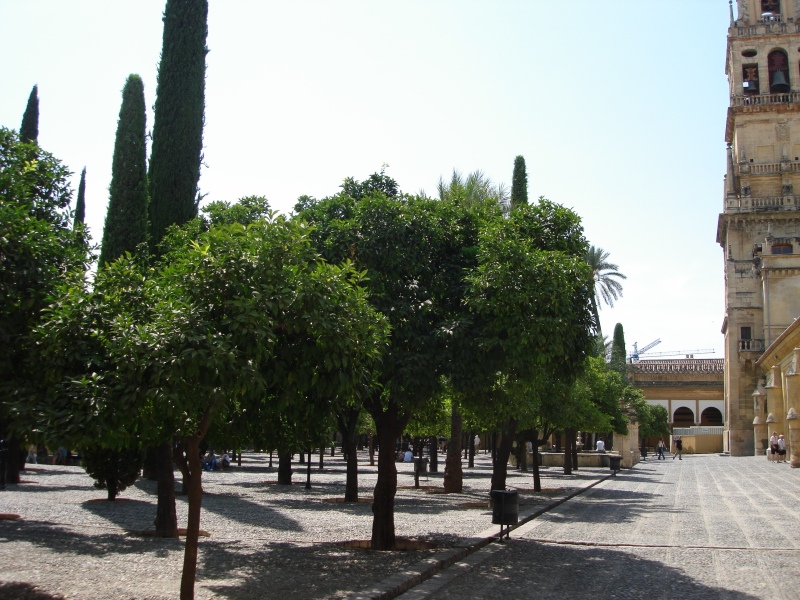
436 169 509 210
586 245 626 334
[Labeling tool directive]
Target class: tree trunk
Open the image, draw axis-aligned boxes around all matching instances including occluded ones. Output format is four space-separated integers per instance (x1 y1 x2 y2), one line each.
532 443 542 492
177 454 189 495
490 419 517 491
468 430 475 468
563 428 573 475
338 408 360 502
443 404 463 493
370 403 406 550
518 434 528 472
277 452 292 485
142 445 158 480
176 439 200 600
428 435 438 473
368 432 375 466
107 478 119 501
571 431 579 470
306 449 312 489
6 438 21 485
155 442 178 538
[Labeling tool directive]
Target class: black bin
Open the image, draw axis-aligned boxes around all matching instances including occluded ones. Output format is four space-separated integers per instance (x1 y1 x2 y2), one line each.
490 489 519 525
609 455 621 474
414 457 428 474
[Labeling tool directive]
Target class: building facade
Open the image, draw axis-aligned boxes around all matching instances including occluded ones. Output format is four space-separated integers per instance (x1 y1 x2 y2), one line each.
629 359 725 429
718 0 800 455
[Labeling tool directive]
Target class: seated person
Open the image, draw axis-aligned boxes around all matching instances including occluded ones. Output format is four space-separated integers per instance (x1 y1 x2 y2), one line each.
403 449 414 462
202 450 217 471
220 451 231 469
596 439 605 452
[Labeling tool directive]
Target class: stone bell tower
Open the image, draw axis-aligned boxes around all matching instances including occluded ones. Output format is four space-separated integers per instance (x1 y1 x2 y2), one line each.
718 0 800 455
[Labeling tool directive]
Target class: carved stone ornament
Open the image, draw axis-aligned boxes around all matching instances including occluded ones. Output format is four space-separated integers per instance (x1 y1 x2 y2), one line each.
738 0 749 22
788 407 800 420
777 123 790 141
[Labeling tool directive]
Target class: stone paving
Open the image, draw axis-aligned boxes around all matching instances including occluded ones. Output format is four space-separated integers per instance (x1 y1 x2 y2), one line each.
0 450 608 599
402 454 800 600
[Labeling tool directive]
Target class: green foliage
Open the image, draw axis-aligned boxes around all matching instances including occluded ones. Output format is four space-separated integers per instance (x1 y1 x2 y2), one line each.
83 445 143 500
73 167 86 228
340 166 399 200
637 402 670 440
30 213 388 453
99 75 148 268
0 128 90 432
510 155 528 209
436 169 508 209
462 199 594 387
610 322 627 376
586 245 626 333
202 196 272 227
20 85 39 144
148 0 208 251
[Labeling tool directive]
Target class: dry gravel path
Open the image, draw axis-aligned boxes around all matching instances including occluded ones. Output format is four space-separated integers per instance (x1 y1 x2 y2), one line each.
0 450 607 599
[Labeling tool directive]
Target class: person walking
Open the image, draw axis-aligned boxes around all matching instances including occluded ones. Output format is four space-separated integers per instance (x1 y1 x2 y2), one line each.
657 438 666 460
672 436 683 460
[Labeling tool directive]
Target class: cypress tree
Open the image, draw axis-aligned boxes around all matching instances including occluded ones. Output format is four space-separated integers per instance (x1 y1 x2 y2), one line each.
146 0 208 550
20 85 39 144
510 155 528 209
147 0 208 252
99 75 148 268
610 323 627 376
73 167 87 228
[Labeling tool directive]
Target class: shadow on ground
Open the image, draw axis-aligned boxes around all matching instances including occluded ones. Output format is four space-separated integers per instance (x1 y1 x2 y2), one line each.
426 540 761 600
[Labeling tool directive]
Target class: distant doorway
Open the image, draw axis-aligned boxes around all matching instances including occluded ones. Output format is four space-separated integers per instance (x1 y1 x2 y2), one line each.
673 407 695 427
701 407 723 426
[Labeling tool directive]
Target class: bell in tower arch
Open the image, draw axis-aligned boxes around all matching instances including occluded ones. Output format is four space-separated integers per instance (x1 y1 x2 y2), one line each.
772 70 790 92
769 50 791 92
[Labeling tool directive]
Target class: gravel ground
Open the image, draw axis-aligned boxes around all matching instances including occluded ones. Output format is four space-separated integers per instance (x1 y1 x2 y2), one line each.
0 450 609 599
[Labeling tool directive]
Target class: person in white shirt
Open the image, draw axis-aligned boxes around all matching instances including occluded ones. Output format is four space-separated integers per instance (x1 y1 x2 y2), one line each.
777 435 787 463
769 431 779 462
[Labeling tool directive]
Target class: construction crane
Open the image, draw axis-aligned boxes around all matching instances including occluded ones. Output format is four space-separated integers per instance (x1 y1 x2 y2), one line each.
633 348 715 360
627 339 661 362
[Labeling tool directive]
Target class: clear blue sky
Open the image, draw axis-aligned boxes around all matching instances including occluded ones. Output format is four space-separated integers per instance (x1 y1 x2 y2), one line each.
0 1 731 358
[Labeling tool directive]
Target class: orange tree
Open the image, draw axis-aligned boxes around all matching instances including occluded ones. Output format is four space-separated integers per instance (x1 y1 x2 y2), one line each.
296 189 483 549
30 214 387 599
450 199 596 491
0 128 90 484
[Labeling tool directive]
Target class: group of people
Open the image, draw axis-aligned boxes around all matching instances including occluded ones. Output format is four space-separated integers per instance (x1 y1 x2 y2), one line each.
202 449 231 471
653 437 682 460
769 431 787 463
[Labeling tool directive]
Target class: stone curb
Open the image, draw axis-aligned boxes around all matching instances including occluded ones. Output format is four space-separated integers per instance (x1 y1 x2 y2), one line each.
346 469 617 600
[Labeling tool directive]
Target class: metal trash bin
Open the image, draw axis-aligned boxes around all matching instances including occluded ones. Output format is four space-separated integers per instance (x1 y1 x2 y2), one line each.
490 489 518 539
609 455 621 474
414 457 428 474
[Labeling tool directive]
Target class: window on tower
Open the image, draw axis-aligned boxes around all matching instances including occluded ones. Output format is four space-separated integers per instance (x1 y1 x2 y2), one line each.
742 64 760 93
761 0 780 15
771 243 792 254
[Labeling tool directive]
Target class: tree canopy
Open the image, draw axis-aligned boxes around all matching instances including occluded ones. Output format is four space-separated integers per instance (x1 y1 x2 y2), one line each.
0 128 90 483
99 75 148 268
